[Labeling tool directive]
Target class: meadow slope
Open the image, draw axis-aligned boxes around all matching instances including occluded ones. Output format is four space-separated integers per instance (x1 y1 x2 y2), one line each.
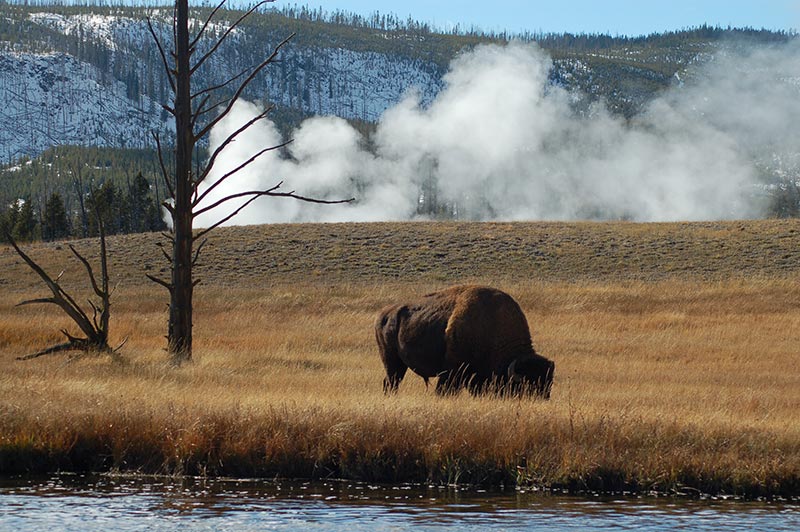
3 220 800 291
1 220 799 497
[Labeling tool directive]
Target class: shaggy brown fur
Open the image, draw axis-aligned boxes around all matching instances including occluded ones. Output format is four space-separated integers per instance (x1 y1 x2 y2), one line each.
375 285 554 397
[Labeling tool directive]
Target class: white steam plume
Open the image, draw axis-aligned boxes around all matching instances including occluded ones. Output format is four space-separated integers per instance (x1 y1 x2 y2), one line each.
194 40 800 227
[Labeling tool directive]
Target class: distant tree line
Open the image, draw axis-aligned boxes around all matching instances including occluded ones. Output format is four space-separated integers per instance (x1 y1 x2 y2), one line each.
273 5 796 46
1 146 167 242
1 174 166 243
1 142 799 237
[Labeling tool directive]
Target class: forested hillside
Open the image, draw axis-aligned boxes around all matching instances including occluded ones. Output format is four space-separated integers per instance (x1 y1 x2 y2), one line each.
0 2 797 238
3 2 791 162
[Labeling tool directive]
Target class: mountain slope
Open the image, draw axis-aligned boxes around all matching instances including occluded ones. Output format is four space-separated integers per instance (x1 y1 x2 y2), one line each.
1 4 797 226
0 5 449 164
0 51 166 162
2 4 790 165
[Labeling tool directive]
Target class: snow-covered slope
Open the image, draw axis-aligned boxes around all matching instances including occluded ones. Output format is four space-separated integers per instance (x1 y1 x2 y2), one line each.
2 7 782 165
0 51 169 162
0 10 445 163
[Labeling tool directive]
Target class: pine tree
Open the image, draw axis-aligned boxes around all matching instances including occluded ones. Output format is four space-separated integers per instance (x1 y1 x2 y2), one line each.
125 172 154 233
86 181 120 236
41 192 70 241
12 197 38 242
0 201 20 241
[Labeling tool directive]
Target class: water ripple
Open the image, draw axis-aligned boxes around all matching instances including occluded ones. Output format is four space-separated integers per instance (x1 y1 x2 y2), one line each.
0 475 798 531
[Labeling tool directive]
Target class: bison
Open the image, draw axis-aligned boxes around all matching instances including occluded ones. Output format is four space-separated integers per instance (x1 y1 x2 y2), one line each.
375 285 554 398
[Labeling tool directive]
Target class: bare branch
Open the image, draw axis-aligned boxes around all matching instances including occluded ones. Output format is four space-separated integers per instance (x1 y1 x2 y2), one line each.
194 140 291 207
194 184 279 218
16 342 79 361
193 104 275 189
156 242 172 263
192 186 354 241
5 233 95 339
188 0 227 53
191 94 211 128
89 299 100 332
62 329 84 344
270 190 356 205
191 64 249 100
68 244 103 298
97 216 110 336
147 274 173 291
195 33 295 141
196 184 355 218
152 132 175 199
113 337 129 353
192 238 208 266
195 97 232 120
7 228 113 361
162 200 176 216
146 16 176 93
16 298 57 307
193 192 264 241
190 1 273 75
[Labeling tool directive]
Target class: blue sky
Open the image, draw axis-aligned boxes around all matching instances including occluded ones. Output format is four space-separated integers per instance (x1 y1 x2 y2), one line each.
281 0 799 36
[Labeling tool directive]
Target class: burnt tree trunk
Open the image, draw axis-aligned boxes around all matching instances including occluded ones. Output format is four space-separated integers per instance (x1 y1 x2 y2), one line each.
170 0 194 361
147 1 352 365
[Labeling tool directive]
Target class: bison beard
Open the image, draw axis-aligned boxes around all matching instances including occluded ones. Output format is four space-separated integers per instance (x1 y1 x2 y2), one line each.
374 285 554 398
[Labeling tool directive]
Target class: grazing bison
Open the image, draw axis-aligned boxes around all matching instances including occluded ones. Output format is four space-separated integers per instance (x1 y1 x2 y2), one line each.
374 285 554 398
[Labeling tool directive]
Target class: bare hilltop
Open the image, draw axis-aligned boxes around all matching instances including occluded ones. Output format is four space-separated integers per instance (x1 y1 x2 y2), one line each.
3 220 800 292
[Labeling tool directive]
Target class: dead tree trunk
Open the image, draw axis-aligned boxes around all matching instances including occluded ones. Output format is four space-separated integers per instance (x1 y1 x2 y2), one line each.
147 0 352 364
5 222 114 361
169 0 195 360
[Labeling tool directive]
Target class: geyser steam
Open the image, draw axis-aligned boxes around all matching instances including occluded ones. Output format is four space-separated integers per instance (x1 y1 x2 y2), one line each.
194 40 800 227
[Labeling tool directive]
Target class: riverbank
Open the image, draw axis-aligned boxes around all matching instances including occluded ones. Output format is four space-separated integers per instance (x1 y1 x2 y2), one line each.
2 221 799 498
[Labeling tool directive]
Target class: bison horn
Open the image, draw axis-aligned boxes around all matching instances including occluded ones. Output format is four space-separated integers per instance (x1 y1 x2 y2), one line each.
507 358 518 379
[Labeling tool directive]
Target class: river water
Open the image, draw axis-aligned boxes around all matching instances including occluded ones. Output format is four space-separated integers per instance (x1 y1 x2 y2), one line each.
1 475 798 531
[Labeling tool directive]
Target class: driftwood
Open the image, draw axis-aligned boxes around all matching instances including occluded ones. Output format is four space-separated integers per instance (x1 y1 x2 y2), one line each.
5 221 118 361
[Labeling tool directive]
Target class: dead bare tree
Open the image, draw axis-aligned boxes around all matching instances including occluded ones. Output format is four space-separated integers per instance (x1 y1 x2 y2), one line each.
5 221 116 361
146 1 352 364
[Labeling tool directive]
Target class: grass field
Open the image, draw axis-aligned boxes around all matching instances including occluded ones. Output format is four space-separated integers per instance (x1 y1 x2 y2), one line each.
1 220 800 497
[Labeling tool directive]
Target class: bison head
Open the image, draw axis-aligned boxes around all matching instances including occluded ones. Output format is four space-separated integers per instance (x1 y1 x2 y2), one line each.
507 354 555 399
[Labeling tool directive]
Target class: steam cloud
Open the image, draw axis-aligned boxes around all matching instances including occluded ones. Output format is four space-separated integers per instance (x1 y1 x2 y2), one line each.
194 40 800 227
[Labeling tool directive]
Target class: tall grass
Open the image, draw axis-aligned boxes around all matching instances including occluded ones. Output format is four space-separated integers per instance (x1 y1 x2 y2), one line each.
2 278 799 497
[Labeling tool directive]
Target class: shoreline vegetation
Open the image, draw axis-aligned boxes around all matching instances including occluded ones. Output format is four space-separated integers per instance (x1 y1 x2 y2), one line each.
2 220 800 499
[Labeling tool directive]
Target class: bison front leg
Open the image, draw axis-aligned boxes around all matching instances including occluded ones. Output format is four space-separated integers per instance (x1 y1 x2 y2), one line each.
435 364 471 396
435 370 457 395
383 361 408 394
467 374 492 396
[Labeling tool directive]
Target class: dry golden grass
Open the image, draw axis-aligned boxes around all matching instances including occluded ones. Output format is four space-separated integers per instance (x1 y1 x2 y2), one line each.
3 219 800 292
1 221 800 496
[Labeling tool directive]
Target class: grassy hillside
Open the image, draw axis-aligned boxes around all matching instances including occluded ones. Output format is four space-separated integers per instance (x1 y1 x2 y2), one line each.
1 220 799 497
2 220 800 293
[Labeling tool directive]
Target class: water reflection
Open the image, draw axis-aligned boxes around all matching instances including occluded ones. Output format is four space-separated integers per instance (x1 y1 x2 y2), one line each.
1 475 798 531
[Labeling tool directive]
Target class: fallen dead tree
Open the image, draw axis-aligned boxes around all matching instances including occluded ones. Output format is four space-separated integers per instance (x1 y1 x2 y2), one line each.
5 222 122 360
